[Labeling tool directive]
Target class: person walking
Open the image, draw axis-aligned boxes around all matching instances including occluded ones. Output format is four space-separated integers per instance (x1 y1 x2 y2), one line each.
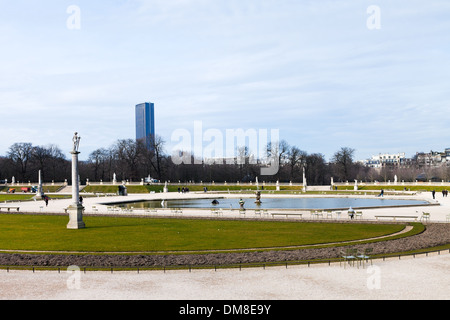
432 190 436 199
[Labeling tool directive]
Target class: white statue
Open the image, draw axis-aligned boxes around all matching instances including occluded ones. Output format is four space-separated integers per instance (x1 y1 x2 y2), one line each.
72 132 81 152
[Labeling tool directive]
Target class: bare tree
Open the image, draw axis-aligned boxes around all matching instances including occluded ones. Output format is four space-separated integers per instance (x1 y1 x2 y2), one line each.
331 147 355 182
114 139 140 181
32 144 66 182
88 148 110 181
306 153 328 185
7 143 34 181
287 146 307 181
138 135 166 181
266 140 290 180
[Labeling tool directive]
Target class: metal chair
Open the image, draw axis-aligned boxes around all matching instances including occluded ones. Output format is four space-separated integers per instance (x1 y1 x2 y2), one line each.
312 210 323 219
340 248 358 268
355 211 363 219
420 212 430 222
357 248 373 267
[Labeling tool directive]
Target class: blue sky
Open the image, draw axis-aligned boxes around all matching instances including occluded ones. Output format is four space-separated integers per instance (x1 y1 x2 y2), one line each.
0 0 449 162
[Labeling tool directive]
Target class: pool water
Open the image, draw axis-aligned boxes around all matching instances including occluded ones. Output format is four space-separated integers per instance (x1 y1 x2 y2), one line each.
117 197 429 210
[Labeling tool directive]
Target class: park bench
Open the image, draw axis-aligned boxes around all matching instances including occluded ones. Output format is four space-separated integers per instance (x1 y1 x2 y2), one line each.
271 212 304 219
0 206 20 212
211 208 223 217
375 215 418 221
171 208 183 216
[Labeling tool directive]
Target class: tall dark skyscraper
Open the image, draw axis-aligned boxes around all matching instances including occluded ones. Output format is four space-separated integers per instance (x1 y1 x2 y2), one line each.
135 102 155 150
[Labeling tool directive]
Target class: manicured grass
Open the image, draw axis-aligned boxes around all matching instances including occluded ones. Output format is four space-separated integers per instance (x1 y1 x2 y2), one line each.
0 194 36 202
337 185 448 192
0 194 71 202
83 184 304 194
0 185 63 193
0 214 404 253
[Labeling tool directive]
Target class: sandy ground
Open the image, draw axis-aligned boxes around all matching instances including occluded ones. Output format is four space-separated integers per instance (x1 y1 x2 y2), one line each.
0 252 448 300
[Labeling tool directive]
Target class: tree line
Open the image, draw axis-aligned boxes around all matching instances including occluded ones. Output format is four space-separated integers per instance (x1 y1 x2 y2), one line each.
1 138 449 185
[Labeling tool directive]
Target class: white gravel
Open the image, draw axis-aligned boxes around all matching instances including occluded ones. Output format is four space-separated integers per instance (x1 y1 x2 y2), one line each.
1 252 448 300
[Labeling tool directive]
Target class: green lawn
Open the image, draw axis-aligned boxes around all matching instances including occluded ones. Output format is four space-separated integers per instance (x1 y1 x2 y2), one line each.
82 184 304 194
0 194 71 202
0 185 63 193
0 214 404 253
0 194 36 202
338 185 448 192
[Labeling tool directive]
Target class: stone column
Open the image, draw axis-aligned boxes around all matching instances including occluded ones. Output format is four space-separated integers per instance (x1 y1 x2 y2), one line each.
302 166 307 192
67 133 85 229
37 170 44 198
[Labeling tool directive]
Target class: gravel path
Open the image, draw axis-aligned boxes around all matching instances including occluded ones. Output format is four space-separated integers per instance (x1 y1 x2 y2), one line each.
0 223 448 268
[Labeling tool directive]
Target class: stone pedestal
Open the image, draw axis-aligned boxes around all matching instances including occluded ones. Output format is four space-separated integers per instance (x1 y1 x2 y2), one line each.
67 204 85 229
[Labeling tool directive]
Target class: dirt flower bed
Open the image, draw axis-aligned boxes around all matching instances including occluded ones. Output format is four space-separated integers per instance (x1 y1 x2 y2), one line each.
0 224 449 268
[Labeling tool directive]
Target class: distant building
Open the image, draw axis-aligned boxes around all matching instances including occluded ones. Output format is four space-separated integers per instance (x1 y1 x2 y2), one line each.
361 148 450 169
365 152 407 168
135 102 155 150
415 149 450 167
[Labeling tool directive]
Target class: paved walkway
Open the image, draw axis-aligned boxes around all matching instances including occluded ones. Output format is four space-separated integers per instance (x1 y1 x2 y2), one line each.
1 252 448 300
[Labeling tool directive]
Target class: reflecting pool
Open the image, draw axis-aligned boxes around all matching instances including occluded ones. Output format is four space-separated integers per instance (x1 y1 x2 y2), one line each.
115 197 429 210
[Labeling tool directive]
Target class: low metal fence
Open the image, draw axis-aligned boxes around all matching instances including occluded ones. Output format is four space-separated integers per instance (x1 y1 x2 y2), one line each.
1 248 449 273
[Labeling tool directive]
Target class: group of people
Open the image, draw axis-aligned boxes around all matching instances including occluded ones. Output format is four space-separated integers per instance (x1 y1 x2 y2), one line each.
431 189 448 199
